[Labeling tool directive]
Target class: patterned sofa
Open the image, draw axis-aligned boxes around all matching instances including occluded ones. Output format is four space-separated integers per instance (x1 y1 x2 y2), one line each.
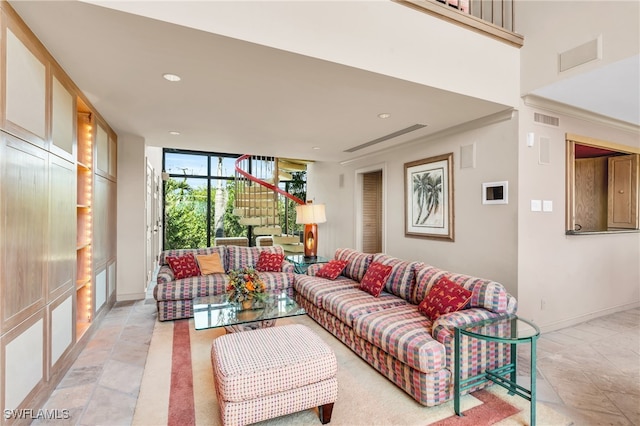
154 245 295 321
294 248 517 407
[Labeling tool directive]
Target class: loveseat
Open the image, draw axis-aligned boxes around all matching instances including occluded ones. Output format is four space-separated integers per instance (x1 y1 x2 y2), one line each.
154 245 295 321
294 248 517 407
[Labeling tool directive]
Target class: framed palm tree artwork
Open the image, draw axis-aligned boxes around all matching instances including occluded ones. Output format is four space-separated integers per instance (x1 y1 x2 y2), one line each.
404 153 454 241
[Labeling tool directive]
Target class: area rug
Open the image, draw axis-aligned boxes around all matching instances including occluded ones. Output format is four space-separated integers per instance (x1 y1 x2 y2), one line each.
133 316 571 426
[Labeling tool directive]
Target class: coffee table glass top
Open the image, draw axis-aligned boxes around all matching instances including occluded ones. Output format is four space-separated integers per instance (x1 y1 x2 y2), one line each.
193 291 306 331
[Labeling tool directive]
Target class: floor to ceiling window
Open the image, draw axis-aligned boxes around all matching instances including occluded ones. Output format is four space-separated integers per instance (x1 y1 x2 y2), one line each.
163 149 308 250
163 149 242 249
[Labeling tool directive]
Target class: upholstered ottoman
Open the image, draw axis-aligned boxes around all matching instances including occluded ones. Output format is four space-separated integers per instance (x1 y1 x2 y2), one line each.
211 324 338 426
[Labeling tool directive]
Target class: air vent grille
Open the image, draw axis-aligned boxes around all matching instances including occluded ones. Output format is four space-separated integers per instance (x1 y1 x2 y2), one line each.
345 124 427 153
534 112 559 127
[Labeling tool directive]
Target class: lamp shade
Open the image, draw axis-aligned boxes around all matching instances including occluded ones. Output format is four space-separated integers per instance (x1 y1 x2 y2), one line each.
295 202 326 224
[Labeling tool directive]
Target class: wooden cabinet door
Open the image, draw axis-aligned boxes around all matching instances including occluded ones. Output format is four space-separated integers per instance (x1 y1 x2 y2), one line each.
608 154 639 229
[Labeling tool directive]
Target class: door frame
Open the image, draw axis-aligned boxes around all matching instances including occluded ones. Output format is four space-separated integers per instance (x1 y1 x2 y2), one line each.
354 163 387 253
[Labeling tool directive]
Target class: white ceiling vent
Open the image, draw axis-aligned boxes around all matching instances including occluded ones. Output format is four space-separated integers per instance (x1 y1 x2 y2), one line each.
345 124 427 153
534 112 559 127
559 36 601 72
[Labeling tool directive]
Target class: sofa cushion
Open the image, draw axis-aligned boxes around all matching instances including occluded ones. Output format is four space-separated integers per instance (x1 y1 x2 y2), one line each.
411 265 448 305
227 245 284 271
418 276 472 320
154 273 229 302
255 252 284 272
334 248 373 282
256 271 296 293
316 259 349 280
166 253 201 279
160 247 226 267
294 275 360 308
359 262 393 297
351 305 445 374
196 253 225 275
372 254 423 301
322 288 408 328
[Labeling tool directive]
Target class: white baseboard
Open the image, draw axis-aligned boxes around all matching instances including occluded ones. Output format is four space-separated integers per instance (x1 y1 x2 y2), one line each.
116 292 146 302
539 301 640 333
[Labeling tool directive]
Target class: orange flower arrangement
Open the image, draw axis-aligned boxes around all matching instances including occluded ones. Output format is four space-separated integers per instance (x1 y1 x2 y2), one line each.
226 267 267 304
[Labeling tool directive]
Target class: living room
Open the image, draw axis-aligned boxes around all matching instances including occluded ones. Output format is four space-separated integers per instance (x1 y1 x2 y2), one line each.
0 0 638 425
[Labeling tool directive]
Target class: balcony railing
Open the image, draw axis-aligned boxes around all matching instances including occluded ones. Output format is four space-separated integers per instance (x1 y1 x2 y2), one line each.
395 0 523 47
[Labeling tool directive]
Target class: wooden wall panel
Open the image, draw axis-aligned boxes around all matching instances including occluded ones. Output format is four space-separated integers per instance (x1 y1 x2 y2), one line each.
48 155 76 301
1 133 47 332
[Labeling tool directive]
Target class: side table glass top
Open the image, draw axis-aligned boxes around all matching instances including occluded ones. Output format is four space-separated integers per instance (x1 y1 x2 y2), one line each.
286 255 330 273
457 314 540 341
193 290 306 331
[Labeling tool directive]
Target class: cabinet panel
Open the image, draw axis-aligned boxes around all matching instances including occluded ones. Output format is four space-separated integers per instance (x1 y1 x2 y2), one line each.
96 123 109 176
48 155 76 300
4 25 47 146
93 175 108 267
51 75 75 160
575 157 607 231
1 134 47 332
608 154 639 229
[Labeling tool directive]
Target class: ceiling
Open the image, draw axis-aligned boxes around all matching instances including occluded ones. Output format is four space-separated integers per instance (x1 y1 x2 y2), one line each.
8 1 639 164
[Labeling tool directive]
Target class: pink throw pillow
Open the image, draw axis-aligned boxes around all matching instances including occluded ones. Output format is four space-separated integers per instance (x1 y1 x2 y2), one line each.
418 276 472 320
316 260 349 280
255 252 284 272
359 262 393 297
166 253 200 279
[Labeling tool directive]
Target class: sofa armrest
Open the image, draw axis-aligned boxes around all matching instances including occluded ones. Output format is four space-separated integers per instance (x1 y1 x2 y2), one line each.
306 263 325 276
281 260 295 274
431 308 506 346
157 265 174 285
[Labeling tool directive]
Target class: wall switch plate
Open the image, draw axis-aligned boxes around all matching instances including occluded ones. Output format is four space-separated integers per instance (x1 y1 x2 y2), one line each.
531 199 542 212
543 200 553 212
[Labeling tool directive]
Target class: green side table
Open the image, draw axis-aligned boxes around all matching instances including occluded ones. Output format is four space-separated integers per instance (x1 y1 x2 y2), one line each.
454 314 540 425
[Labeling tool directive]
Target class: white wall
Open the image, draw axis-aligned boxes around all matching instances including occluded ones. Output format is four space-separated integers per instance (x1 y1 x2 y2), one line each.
518 0 640 94
517 101 640 331
116 134 147 301
309 111 520 296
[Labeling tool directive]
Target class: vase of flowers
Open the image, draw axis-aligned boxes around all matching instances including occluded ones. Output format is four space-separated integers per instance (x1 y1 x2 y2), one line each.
226 267 267 309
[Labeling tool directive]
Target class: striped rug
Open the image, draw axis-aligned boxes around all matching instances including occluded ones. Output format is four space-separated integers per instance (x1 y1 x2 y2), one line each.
133 315 570 425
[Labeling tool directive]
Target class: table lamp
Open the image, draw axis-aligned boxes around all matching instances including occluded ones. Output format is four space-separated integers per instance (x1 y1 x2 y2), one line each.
295 201 326 258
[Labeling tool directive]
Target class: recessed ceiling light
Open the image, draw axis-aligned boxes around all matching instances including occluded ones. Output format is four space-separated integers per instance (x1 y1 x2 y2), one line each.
163 73 181 82
168 131 180 136
312 146 321 150
378 113 391 119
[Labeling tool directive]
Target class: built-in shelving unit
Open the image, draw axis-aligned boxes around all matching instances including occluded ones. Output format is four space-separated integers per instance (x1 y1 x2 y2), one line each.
76 106 93 340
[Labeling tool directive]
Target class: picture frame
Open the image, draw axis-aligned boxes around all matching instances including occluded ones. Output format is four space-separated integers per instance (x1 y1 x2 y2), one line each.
404 153 454 241
482 181 508 205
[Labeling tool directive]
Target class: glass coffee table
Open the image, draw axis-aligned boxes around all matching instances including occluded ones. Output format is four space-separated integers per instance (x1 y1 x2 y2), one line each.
286 254 330 274
193 290 306 332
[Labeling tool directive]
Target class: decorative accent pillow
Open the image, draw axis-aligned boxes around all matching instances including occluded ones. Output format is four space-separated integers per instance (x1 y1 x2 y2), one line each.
316 259 349 280
419 276 472 320
359 262 393 297
196 253 225 275
166 253 200 279
255 252 284 272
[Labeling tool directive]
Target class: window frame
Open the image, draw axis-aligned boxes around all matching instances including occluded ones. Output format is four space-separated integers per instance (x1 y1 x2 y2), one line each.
565 133 640 234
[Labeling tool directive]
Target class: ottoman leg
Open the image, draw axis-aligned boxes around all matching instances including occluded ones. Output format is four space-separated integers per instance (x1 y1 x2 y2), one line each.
318 403 334 424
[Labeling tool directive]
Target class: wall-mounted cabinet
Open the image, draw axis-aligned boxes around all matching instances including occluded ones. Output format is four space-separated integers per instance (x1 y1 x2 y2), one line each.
0 1 117 417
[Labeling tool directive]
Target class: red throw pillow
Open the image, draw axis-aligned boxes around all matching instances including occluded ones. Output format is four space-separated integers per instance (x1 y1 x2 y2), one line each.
166 253 200 279
316 259 349 280
359 262 393 297
418 276 472 320
255 252 284 272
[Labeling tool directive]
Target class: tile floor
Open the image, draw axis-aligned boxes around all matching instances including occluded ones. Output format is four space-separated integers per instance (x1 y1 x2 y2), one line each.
35 292 639 425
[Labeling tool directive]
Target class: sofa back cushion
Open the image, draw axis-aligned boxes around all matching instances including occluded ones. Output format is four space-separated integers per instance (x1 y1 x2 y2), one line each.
226 245 285 271
372 253 423 301
160 247 227 271
334 248 373 282
413 265 513 314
